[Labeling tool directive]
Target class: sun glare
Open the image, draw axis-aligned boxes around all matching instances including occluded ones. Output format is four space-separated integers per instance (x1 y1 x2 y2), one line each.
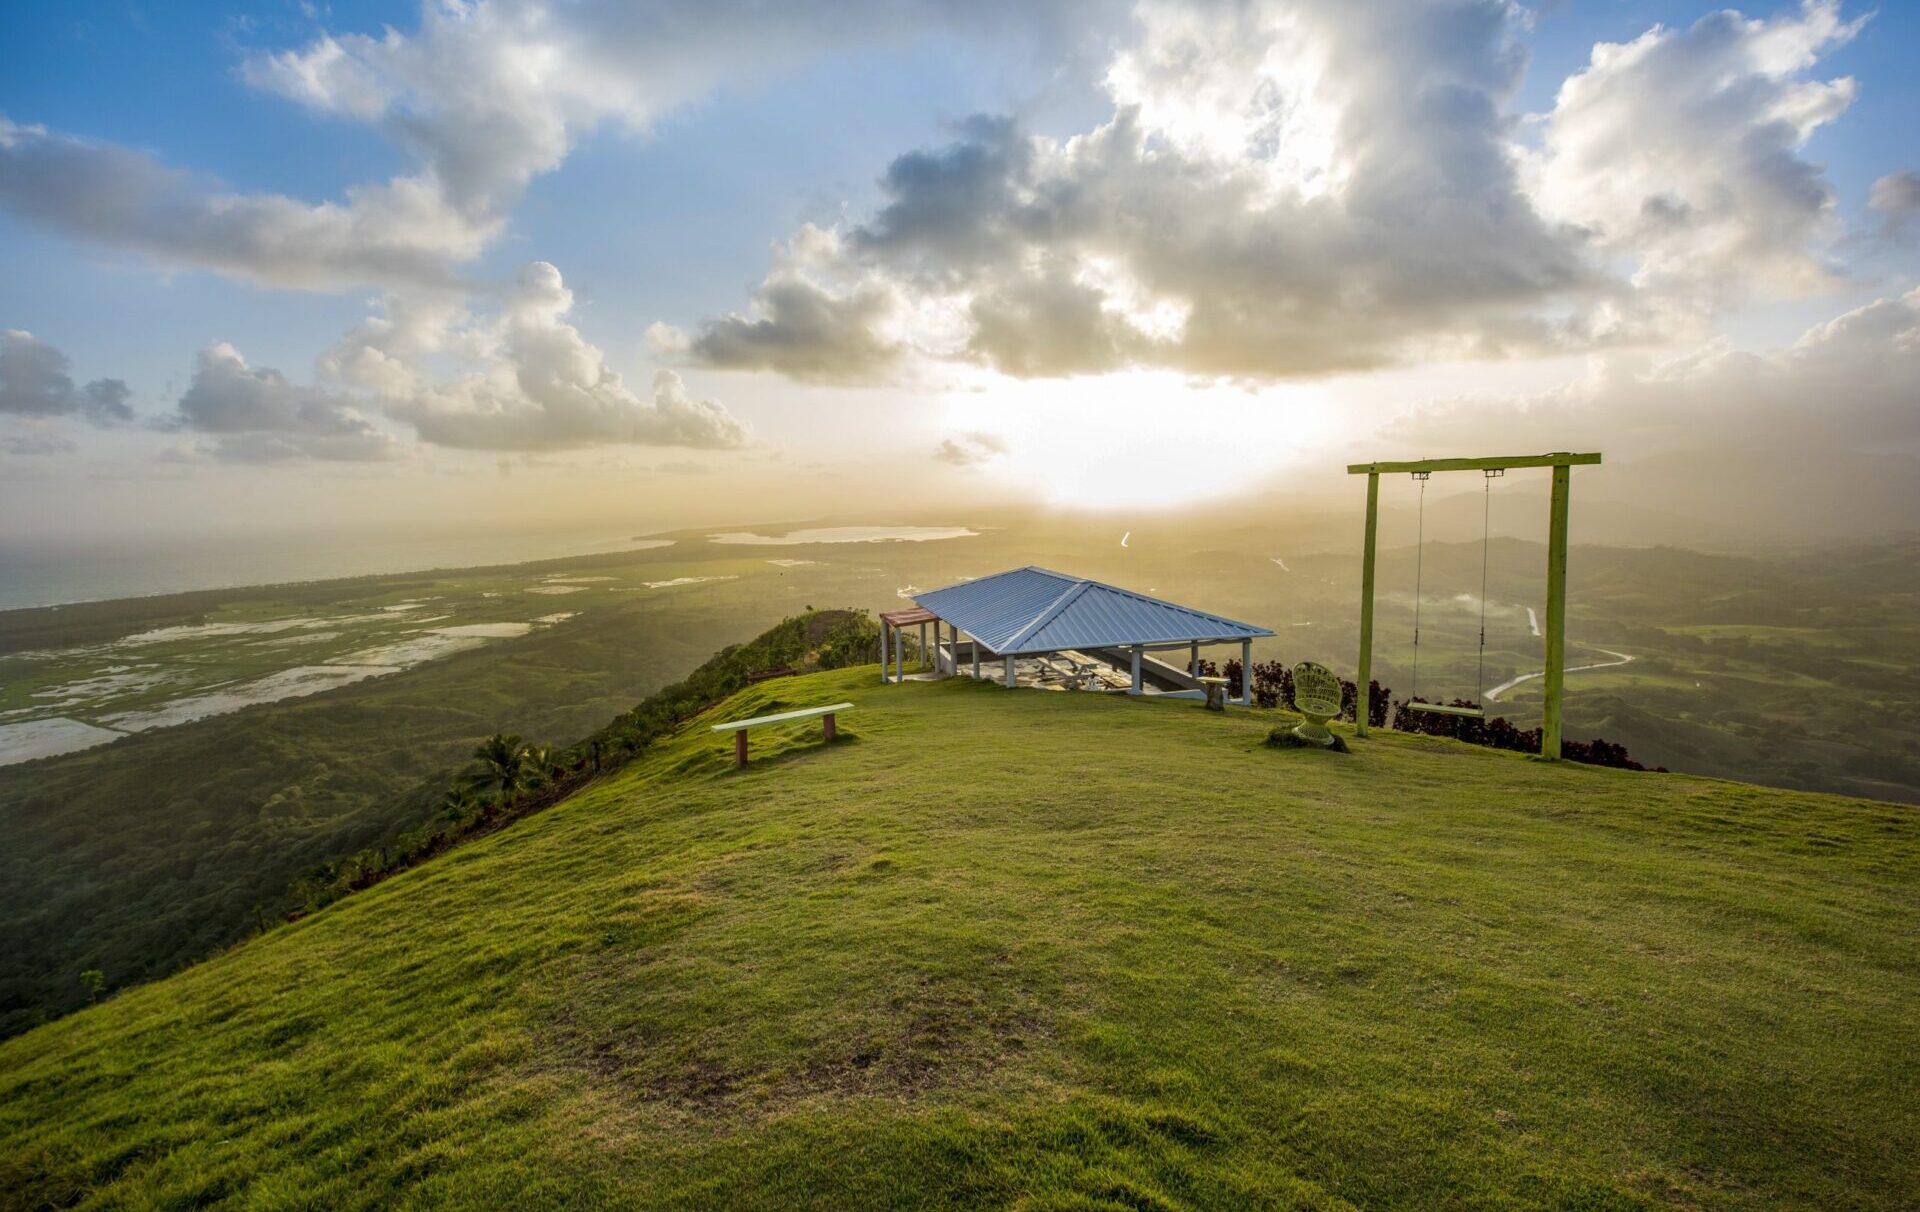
941 371 1333 510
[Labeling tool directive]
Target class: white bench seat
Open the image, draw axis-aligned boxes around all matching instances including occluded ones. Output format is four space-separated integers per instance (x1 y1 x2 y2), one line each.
710 702 854 767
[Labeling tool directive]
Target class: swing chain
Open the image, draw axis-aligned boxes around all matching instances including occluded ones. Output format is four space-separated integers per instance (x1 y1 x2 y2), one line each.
1409 473 1428 700
1477 470 1499 700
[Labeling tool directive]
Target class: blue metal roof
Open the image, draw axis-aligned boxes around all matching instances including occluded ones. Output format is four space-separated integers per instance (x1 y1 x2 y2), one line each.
914 567 1273 655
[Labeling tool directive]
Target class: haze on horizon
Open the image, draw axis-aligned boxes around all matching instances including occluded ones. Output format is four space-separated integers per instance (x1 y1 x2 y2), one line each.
2 0 1917 556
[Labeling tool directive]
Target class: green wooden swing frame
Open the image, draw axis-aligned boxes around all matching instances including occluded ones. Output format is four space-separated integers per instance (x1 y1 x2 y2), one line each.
1348 452 1602 759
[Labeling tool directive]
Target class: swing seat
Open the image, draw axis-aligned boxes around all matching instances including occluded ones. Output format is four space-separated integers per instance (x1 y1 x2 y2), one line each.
1406 702 1486 719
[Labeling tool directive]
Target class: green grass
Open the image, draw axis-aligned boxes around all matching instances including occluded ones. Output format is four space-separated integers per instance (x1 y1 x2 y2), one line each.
3 668 1914 1209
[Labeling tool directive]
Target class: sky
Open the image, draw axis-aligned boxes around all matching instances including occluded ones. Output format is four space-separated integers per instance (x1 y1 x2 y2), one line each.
2 0 1917 551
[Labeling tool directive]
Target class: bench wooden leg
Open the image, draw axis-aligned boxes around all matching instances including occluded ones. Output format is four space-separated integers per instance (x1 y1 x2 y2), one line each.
823 712 836 741
734 731 748 768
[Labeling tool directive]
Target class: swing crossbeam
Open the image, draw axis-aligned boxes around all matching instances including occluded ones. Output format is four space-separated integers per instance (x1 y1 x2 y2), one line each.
1347 453 1603 475
1349 451 1601 760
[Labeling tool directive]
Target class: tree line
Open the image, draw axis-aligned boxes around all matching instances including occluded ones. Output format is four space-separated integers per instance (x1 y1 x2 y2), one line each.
285 609 879 916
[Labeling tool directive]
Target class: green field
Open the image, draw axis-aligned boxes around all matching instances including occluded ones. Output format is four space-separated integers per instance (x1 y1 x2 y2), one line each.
3 667 1913 1209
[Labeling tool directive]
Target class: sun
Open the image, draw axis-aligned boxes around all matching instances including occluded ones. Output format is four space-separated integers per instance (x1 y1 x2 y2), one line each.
940 370 1334 511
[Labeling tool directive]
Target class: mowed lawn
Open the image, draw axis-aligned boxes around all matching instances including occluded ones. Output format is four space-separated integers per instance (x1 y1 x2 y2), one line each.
2 668 1916 1210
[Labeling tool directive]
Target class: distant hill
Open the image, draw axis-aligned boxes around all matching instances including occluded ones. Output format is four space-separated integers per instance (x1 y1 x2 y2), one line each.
3 668 1913 1209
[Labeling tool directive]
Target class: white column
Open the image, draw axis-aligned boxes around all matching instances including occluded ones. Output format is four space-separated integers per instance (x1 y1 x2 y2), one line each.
1240 639 1253 705
895 625 904 683
1004 655 1016 688
1130 646 1143 695
1190 641 1199 676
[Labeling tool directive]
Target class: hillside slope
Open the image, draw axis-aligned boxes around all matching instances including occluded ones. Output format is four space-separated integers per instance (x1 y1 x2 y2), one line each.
2 670 1915 1210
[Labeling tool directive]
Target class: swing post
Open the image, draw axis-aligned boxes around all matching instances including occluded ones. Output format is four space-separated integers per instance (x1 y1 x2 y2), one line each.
1542 462 1572 759
1355 471 1380 738
1347 452 1600 759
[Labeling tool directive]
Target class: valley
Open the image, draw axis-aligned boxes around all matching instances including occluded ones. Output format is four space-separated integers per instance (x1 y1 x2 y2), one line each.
3 517 1916 1037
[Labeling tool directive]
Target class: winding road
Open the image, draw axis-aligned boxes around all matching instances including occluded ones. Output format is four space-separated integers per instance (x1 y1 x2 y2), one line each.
1484 645 1635 703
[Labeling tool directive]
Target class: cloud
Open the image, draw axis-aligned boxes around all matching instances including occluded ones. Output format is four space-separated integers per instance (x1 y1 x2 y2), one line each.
0 118 484 290
348 262 750 450
1 3 1121 292
934 430 1009 466
1382 284 1920 478
1528 0 1864 315
0 430 78 457
168 343 398 461
1870 171 1920 236
680 272 908 384
680 0 1876 386
680 0 1603 383
1376 285 1920 538
0 330 133 425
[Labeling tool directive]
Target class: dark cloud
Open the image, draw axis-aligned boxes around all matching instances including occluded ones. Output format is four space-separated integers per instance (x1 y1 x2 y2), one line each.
854 115 1034 274
1870 171 1920 236
685 272 905 384
0 119 478 291
678 0 1870 385
964 261 1134 376
934 430 1010 466
680 0 1609 383
0 430 78 457
0 330 133 425
169 343 398 461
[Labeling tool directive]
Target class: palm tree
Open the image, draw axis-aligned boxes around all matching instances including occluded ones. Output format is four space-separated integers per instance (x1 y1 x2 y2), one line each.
440 783 479 823
464 733 532 801
524 744 555 786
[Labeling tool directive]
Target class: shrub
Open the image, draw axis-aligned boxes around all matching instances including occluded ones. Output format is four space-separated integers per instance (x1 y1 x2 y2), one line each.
1391 698 1661 771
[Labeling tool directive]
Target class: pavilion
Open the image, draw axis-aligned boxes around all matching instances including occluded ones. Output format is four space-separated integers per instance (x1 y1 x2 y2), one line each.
879 566 1273 704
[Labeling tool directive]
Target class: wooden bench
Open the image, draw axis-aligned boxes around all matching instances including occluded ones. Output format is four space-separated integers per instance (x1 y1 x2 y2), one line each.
710 702 854 768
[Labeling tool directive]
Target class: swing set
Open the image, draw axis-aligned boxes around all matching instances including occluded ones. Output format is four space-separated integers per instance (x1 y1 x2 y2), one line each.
1347 451 1602 759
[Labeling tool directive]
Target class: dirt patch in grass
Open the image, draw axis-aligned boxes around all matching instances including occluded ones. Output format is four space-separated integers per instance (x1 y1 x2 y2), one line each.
543 967 1059 1128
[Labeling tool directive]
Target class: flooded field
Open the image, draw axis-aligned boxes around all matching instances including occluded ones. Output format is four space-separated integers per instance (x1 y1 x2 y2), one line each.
0 554 779 766
708 526 978 545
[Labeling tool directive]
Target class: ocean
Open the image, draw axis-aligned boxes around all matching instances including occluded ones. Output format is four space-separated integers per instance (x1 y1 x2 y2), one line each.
0 529 668 611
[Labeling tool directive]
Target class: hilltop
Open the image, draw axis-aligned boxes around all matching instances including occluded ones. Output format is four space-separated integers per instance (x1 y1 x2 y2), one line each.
2 668 1915 1209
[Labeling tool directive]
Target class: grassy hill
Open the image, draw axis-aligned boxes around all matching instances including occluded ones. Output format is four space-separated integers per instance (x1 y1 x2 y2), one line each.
2 668 1915 1209
0 562 815 1037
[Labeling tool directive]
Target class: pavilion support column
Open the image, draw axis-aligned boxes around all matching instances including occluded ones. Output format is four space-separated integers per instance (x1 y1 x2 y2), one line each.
879 623 890 684
1130 647 1143 695
1240 639 1253 705
971 634 981 680
1004 656 1016 689
1190 641 1199 677
895 625 904 684
919 622 928 672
